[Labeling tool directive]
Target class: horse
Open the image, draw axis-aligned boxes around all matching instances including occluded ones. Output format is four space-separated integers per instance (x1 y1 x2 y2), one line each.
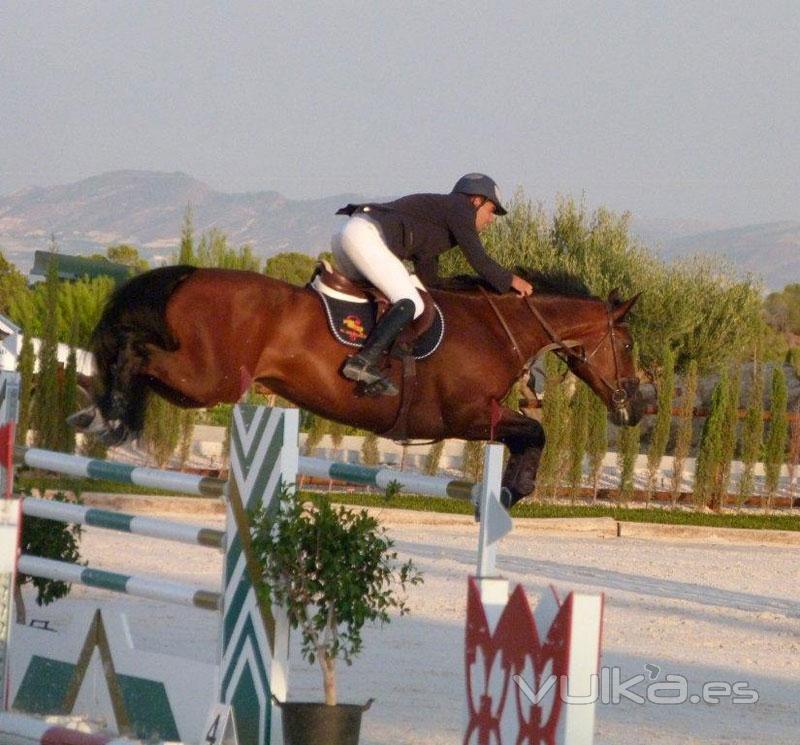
70 264 648 507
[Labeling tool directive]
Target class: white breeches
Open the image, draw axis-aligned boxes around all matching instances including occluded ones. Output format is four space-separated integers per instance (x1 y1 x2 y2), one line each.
331 215 426 319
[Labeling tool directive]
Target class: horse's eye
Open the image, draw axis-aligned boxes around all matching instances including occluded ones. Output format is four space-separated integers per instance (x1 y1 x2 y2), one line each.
624 343 633 351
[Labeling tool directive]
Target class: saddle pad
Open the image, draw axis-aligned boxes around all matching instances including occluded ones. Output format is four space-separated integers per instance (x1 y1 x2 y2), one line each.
312 286 445 360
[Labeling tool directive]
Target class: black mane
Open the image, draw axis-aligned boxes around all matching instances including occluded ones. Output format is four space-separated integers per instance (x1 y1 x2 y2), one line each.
432 268 594 298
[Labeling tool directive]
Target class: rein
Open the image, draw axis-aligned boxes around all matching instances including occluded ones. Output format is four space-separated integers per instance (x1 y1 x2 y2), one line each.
524 296 633 409
478 287 526 369
479 288 633 411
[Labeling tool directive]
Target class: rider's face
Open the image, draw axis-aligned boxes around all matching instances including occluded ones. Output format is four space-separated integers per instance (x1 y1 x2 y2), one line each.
472 197 497 233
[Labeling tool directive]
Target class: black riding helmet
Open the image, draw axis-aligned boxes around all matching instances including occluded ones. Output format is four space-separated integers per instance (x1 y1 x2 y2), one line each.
451 173 508 216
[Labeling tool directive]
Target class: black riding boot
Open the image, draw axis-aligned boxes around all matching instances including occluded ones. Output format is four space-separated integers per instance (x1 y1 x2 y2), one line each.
342 299 416 396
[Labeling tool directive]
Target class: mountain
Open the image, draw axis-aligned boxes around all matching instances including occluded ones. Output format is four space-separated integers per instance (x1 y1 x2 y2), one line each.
0 170 365 272
631 218 800 290
629 217 724 246
1 171 798 289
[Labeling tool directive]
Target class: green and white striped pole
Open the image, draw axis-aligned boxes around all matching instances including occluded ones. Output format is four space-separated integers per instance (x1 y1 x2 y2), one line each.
299 455 483 502
16 555 221 612
15 446 226 497
21 497 224 549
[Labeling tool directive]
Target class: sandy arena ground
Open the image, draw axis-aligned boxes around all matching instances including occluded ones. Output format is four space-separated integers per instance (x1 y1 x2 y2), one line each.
15 506 800 745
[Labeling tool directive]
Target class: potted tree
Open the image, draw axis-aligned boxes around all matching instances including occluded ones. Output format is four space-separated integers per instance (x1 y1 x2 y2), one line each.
250 487 423 745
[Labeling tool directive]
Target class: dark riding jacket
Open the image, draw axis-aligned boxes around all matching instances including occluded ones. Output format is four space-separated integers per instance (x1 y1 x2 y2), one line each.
336 193 513 293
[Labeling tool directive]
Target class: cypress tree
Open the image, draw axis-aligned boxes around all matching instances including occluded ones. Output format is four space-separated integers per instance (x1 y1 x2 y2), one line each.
178 204 196 265
81 431 108 459
567 382 590 502
586 390 608 502
616 345 642 505
361 431 381 467
670 361 698 507
646 345 676 505
787 401 800 511
31 247 62 450
787 347 800 378
616 421 641 505
718 367 741 504
423 439 445 475
303 415 328 456
142 396 181 467
738 352 764 509
694 372 730 510
328 420 348 461
462 440 484 483
763 367 788 510
177 409 196 468
59 347 78 453
16 332 35 446
534 354 571 501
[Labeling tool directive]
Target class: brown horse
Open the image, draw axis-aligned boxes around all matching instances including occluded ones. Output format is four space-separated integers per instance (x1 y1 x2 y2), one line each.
71 265 647 506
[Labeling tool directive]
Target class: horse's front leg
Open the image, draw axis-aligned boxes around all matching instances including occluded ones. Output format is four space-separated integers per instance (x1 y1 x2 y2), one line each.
494 408 546 509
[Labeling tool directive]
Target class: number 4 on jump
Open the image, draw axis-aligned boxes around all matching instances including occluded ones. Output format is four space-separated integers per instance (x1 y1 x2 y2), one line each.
203 704 239 745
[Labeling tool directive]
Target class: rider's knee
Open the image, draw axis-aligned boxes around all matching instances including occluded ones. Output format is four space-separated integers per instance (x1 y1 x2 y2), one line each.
406 293 425 319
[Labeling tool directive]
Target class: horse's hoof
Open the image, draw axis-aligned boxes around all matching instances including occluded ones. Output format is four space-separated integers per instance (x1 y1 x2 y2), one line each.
501 447 542 505
67 406 104 433
100 421 131 447
499 487 516 511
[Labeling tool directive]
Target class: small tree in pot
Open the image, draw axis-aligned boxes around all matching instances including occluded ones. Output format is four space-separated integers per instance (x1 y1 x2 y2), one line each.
250 487 422 745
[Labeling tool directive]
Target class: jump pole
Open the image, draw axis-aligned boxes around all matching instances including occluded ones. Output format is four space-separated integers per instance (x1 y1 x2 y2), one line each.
21 497 224 549
0 710 162 744
0 371 296 745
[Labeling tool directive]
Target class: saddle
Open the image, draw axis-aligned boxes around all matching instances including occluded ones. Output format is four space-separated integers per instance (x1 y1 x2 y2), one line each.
309 261 444 360
309 261 446 440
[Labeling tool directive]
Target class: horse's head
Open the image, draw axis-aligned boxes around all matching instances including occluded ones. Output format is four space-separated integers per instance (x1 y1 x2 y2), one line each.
565 290 647 427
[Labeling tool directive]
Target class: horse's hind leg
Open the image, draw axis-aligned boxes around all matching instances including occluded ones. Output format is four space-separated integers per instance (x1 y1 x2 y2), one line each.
71 333 150 444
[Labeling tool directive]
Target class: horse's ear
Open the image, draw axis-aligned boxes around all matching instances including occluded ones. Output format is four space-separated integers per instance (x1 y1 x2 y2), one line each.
607 288 623 307
611 292 642 321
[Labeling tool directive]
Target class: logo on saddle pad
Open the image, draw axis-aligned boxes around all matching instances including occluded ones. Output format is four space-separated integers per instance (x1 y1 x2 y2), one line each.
311 282 445 360
341 314 368 342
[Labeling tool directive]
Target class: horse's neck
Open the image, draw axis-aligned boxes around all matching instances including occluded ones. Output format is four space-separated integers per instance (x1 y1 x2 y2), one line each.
431 290 605 358
509 295 606 355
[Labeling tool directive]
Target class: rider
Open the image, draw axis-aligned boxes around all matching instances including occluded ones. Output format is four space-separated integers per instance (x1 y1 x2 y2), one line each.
332 173 534 395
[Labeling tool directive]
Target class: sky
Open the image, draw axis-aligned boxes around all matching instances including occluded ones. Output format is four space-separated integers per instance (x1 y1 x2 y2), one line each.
1 1 799 226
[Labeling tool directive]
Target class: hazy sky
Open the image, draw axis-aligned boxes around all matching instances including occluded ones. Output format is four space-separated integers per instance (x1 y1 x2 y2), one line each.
2 1 798 225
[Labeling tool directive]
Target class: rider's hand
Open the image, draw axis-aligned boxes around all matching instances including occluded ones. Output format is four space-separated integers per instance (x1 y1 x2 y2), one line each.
511 275 534 297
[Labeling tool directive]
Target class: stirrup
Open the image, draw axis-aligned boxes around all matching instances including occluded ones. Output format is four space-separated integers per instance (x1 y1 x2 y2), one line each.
342 354 378 382
343 356 398 396
363 377 399 397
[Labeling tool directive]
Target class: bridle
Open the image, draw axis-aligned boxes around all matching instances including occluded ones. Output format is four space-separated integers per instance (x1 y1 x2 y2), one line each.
479 288 636 412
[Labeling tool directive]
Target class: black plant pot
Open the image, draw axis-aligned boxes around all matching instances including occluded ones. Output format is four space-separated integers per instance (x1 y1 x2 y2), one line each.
275 699 374 745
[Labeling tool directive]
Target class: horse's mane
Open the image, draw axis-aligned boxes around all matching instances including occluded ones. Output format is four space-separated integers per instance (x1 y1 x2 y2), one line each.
432 268 594 298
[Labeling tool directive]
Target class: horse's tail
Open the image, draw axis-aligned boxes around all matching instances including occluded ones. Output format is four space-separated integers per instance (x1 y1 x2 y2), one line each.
76 265 198 444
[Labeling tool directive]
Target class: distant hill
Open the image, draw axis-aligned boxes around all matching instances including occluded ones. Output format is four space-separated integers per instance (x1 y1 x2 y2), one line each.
0 170 367 272
631 218 800 289
1 171 797 289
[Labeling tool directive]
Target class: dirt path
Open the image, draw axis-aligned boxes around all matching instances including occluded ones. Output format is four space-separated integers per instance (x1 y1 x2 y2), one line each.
17 510 800 745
